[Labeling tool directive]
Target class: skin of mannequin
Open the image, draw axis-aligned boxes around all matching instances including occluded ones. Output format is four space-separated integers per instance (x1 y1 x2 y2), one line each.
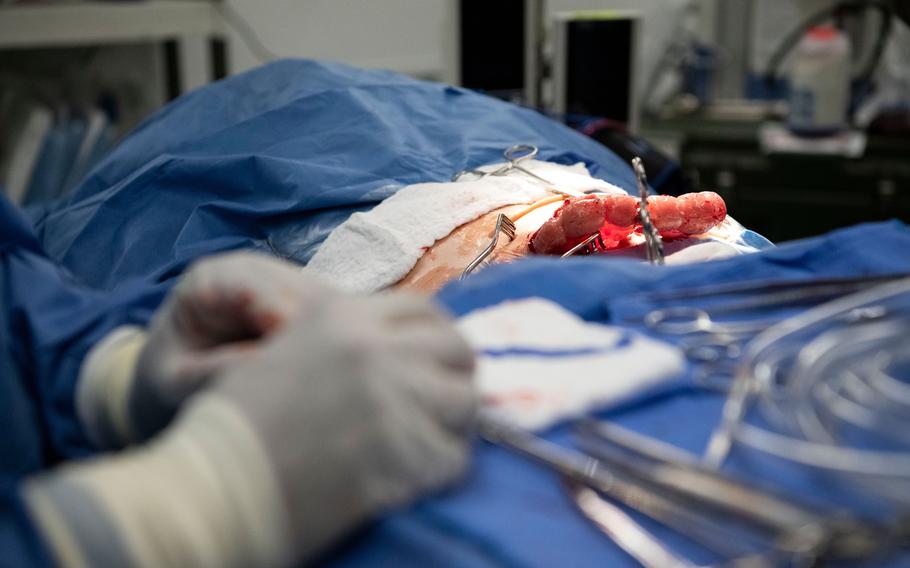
396 201 563 293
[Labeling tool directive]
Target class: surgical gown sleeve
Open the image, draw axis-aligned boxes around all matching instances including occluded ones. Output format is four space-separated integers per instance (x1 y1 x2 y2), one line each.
0 195 165 566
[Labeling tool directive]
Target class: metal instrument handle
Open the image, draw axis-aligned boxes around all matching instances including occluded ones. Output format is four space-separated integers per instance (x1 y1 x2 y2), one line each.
632 157 664 266
504 144 539 163
644 306 712 335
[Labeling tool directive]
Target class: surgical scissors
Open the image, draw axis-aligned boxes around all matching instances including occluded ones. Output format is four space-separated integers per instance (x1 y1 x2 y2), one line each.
453 144 555 186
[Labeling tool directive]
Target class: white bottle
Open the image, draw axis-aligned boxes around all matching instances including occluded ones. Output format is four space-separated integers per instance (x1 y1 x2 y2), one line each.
788 26 852 135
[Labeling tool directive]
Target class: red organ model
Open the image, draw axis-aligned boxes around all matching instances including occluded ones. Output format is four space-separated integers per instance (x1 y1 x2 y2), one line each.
529 192 727 256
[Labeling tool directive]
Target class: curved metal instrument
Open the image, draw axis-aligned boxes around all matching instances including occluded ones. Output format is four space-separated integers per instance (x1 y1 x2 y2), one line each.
453 144 554 186
461 213 516 280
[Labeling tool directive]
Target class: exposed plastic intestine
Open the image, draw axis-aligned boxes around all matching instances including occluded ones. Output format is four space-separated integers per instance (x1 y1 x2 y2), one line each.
529 192 727 255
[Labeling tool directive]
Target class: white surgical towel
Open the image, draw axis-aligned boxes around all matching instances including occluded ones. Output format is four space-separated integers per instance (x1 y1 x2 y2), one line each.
457 298 685 431
304 160 623 293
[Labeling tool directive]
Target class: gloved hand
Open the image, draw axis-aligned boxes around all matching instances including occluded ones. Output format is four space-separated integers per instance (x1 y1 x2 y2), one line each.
78 251 332 448
27 291 476 568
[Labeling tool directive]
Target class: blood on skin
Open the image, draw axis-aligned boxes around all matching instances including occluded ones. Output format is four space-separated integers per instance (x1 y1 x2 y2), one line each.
530 191 727 256
598 223 637 249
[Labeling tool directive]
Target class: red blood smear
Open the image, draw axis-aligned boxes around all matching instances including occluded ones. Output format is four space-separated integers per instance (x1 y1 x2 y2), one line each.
597 223 636 249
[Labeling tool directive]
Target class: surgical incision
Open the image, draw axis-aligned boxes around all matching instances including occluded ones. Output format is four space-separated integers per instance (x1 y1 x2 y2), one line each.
529 192 727 256
396 191 728 293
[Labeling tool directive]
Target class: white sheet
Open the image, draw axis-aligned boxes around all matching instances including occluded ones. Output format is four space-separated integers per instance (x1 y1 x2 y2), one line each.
457 298 685 431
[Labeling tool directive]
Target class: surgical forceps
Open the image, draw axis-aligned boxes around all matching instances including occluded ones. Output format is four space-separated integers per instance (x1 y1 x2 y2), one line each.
461 213 516 280
453 144 555 186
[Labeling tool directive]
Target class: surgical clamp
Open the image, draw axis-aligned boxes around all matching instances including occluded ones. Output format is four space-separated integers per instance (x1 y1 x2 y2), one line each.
575 419 895 564
577 421 828 536
561 233 602 258
568 482 699 568
480 419 779 564
453 144 555 186
488 144 554 185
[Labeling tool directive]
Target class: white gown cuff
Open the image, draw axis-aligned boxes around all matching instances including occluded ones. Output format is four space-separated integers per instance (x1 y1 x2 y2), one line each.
76 326 147 449
24 394 292 568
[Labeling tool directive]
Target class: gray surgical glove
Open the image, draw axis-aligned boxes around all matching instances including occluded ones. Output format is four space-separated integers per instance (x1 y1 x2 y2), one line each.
26 292 477 568
77 251 331 448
